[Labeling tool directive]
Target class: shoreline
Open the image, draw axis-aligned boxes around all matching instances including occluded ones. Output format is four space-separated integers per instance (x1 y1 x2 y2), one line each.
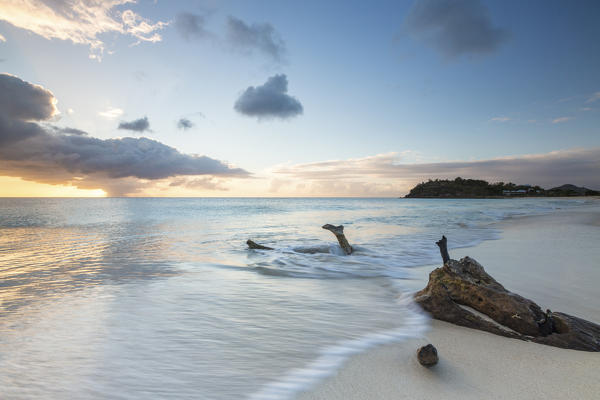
298 206 600 400
401 195 600 199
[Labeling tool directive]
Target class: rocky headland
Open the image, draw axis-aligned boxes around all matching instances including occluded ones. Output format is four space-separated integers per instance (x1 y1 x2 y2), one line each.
404 177 600 198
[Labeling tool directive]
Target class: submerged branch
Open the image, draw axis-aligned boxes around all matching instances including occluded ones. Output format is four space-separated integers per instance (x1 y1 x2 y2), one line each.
322 224 353 255
246 240 273 250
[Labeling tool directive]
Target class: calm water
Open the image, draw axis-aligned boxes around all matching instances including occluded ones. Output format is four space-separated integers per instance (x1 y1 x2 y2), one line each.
0 197 596 399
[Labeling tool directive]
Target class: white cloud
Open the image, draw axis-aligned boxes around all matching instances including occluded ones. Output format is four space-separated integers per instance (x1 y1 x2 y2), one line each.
586 91 600 103
0 0 167 60
0 33 6 42
169 176 230 191
489 116 510 122
272 148 600 196
552 116 572 124
98 106 124 119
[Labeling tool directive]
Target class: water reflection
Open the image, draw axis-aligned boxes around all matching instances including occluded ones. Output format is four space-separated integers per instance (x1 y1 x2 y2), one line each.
0 218 180 314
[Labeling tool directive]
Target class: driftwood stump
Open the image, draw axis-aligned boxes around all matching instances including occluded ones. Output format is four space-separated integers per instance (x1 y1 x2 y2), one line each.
415 254 600 351
436 235 450 264
322 224 353 255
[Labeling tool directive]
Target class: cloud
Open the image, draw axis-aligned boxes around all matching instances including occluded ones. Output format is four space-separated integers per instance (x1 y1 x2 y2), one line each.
0 33 6 42
272 149 600 195
234 74 303 119
226 16 286 62
174 12 211 40
586 91 600 103
0 73 57 121
0 72 57 145
169 176 229 191
177 118 194 130
405 0 509 58
552 116 572 124
0 0 167 60
489 116 510 122
118 116 150 132
268 178 291 193
49 126 89 136
98 106 124 119
0 73 249 196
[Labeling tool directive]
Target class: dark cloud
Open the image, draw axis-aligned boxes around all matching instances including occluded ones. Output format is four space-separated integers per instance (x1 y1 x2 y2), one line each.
405 0 509 58
49 126 89 136
0 73 249 196
175 12 211 40
0 73 56 122
226 16 286 62
177 118 194 130
234 74 303 119
59 127 88 136
0 73 55 145
118 116 150 132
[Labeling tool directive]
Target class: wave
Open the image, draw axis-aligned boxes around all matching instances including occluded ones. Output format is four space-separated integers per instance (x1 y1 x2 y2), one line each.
241 198 597 281
248 293 429 400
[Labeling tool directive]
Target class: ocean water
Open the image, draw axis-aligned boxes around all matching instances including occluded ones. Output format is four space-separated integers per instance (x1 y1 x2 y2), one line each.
0 197 596 399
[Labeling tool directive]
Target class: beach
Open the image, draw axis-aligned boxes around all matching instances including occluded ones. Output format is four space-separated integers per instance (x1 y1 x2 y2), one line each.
1 198 598 399
298 206 600 400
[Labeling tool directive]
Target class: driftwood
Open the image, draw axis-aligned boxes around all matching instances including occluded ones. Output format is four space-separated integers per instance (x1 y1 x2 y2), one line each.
321 224 353 255
436 235 450 264
414 237 600 351
247 224 354 255
246 240 273 250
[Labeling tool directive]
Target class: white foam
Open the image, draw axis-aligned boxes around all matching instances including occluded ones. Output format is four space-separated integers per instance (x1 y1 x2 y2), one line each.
248 297 429 400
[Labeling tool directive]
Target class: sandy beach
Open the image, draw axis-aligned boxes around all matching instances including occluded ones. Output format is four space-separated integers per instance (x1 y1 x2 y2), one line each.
299 206 600 400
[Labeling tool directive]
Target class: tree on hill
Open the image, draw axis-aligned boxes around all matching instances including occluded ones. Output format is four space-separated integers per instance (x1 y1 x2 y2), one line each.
404 178 597 198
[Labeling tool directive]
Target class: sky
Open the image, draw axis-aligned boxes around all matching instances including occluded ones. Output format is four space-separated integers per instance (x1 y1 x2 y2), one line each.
0 0 599 197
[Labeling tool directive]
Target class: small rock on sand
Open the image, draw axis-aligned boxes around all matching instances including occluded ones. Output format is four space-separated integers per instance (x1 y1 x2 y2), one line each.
417 344 438 367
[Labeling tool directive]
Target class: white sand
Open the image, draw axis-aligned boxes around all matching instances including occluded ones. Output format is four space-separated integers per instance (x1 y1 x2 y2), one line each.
298 208 600 400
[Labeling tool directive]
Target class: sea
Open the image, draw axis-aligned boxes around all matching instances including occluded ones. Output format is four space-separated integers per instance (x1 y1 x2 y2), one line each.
0 197 597 400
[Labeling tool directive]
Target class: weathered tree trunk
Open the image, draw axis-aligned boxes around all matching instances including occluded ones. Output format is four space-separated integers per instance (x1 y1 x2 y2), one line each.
246 240 273 250
414 251 600 351
436 235 450 264
322 224 353 255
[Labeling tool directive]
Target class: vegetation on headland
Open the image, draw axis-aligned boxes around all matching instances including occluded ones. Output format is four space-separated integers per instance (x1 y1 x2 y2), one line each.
404 178 600 198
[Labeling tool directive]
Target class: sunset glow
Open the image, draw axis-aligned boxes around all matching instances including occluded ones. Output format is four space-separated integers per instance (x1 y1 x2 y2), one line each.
0 177 106 197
